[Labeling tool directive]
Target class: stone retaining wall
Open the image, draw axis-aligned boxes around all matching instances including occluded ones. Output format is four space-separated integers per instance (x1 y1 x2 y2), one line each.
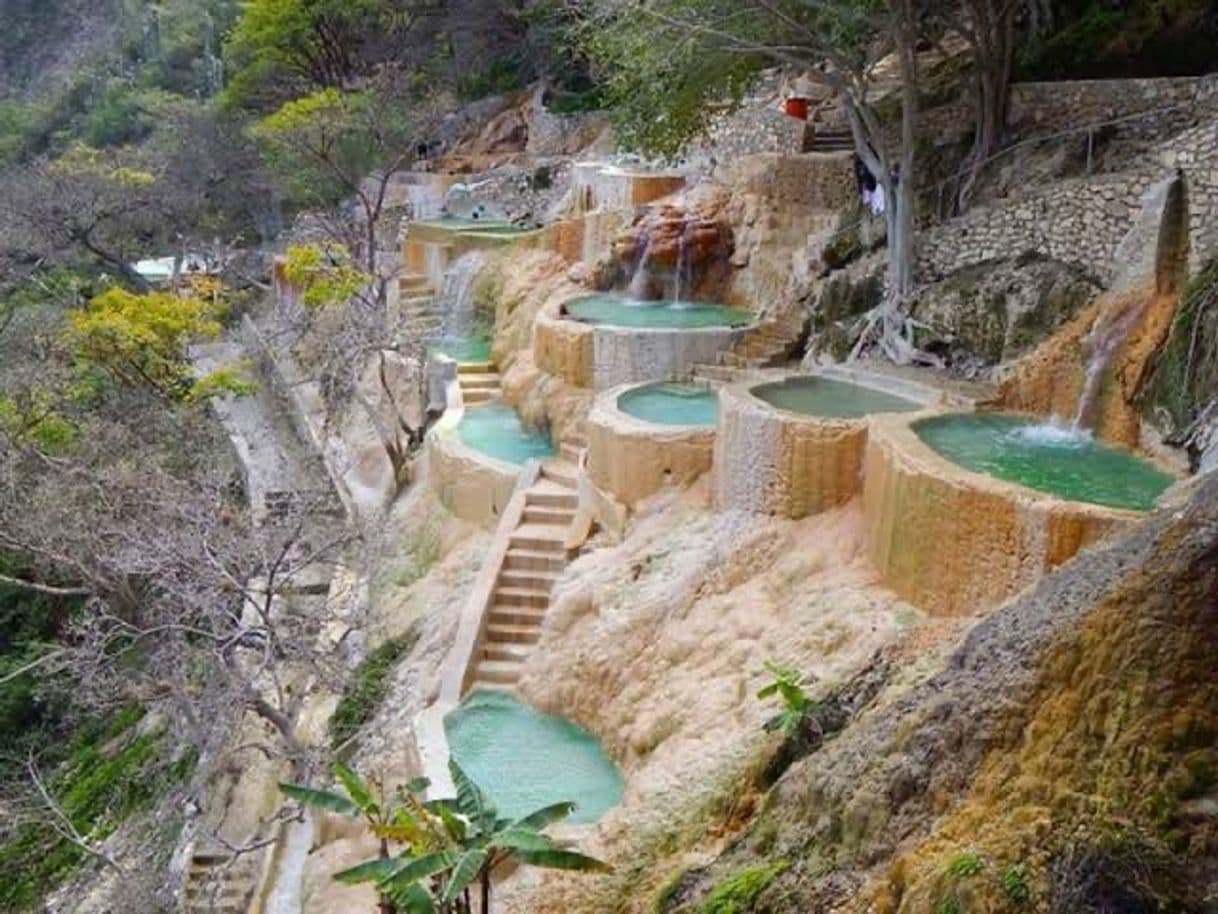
862 413 1135 616
586 384 717 508
917 117 1218 284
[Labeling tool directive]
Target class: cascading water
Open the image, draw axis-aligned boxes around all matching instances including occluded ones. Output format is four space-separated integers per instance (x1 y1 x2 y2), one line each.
672 213 691 305
438 250 490 340
1072 297 1146 430
627 229 655 300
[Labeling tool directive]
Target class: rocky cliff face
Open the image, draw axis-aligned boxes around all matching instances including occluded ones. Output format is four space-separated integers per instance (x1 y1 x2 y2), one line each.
648 473 1217 913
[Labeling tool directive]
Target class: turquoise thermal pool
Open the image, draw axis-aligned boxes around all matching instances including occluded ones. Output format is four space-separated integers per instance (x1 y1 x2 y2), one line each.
429 336 492 364
456 403 555 466
915 413 1174 511
444 690 624 824
617 382 718 427
565 293 753 329
752 376 921 419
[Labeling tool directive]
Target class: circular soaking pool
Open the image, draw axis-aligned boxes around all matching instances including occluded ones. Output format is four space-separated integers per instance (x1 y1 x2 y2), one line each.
617 381 718 427
564 293 753 329
752 375 921 419
914 413 1174 512
444 690 623 824
457 403 554 466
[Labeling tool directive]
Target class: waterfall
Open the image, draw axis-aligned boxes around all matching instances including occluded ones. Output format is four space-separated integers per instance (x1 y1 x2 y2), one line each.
439 250 490 339
672 214 690 305
1072 296 1145 429
627 229 654 300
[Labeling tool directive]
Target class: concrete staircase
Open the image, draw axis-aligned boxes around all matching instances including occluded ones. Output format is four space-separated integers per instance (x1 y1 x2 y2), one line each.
805 125 855 153
466 435 586 693
181 850 262 914
457 361 502 405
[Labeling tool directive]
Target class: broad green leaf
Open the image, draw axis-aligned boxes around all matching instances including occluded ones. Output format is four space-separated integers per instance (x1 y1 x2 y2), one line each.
514 848 612 873
449 760 496 827
278 783 358 816
442 848 489 902
334 857 402 885
404 775 431 796
492 827 555 852
509 801 576 831
380 851 457 892
385 882 436 914
334 761 378 815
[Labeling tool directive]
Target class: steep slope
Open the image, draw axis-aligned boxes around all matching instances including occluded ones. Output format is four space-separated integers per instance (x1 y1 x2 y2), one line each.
654 473 1217 912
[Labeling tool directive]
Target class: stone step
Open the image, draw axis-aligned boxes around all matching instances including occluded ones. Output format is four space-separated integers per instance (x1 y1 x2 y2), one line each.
564 432 589 448
475 659 522 684
459 374 502 390
540 462 578 489
497 569 559 592
503 548 566 573
522 506 574 526
508 532 567 553
526 487 578 511
457 361 495 374
463 389 497 405
559 442 582 464
488 604 548 626
467 680 510 694
485 622 543 644
483 641 533 663
492 586 550 609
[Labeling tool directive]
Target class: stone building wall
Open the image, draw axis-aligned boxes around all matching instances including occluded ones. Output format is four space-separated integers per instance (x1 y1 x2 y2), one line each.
917 116 1218 285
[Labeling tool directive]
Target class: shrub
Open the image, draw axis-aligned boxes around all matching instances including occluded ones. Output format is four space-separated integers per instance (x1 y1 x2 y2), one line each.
698 861 787 914
330 625 420 752
945 849 985 880
1001 863 1031 904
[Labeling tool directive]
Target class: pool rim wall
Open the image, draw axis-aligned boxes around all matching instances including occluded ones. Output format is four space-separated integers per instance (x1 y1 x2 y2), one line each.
713 368 944 519
534 296 759 389
861 407 1168 616
586 380 719 509
426 373 543 527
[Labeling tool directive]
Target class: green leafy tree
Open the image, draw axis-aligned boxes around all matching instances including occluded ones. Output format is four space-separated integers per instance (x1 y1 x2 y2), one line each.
281 760 610 913
223 0 443 111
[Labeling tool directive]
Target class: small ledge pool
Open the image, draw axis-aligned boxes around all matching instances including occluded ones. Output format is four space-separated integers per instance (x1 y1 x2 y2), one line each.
565 293 753 329
429 336 491 364
915 413 1174 511
457 403 554 466
752 376 921 419
444 691 624 824
617 382 718 427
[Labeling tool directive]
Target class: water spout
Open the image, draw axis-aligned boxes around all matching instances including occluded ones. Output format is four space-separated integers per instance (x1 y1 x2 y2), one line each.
1072 296 1145 430
672 213 690 305
439 250 490 339
627 229 654 300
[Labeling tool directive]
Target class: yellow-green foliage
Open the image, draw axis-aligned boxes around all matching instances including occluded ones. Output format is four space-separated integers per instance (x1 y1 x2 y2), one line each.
66 287 233 401
0 393 77 452
698 862 788 913
48 143 156 186
872 502 1218 914
280 243 367 309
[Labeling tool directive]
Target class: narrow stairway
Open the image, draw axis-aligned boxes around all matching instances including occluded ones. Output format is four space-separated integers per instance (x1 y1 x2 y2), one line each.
457 361 502 405
181 850 262 914
466 434 586 693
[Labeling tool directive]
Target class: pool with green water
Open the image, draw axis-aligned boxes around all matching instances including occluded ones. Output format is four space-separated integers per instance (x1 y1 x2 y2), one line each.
429 336 491 363
565 294 753 329
444 690 624 824
753 376 921 419
915 413 1174 511
457 403 554 466
618 382 718 426
415 218 528 234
